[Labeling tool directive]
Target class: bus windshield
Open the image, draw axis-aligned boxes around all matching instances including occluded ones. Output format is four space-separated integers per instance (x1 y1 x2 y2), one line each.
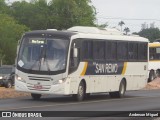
17 36 69 72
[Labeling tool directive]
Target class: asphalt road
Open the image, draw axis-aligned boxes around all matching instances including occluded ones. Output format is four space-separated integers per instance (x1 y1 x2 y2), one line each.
1 89 160 120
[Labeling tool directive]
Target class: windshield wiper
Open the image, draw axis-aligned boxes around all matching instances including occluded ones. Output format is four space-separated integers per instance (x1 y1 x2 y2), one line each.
42 46 50 73
30 47 44 71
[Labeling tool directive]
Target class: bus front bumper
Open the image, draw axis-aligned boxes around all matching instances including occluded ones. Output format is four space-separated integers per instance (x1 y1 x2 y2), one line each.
15 80 69 95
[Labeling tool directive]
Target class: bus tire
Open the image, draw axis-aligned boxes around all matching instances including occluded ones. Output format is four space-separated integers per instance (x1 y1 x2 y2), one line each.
85 93 90 98
31 93 41 100
74 81 85 101
148 70 155 82
109 80 126 98
156 70 160 77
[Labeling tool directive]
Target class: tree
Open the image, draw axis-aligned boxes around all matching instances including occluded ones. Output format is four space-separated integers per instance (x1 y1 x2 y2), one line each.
0 49 5 66
44 0 96 29
0 0 10 14
118 21 125 32
135 28 160 42
124 27 130 35
0 14 29 64
10 0 96 30
10 1 47 30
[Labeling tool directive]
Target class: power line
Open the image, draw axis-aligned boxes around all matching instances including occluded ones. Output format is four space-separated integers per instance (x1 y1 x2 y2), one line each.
96 16 160 22
95 16 160 32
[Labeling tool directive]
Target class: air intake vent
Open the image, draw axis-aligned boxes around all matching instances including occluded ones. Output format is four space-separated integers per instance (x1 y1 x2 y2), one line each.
28 76 51 81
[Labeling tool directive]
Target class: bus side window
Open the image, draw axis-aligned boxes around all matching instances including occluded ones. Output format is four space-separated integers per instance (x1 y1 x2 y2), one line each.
156 48 160 59
70 48 74 67
69 47 80 73
149 48 154 60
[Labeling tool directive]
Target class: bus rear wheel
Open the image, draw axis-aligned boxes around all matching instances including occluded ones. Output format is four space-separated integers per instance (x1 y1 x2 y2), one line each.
156 70 160 77
148 70 156 82
109 80 126 98
73 81 85 101
31 93 41 100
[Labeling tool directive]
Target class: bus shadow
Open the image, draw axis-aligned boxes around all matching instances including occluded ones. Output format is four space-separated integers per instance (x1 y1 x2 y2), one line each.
21 93 136 103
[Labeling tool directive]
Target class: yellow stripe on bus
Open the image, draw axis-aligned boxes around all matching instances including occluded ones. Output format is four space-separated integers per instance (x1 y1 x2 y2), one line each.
122 62 127 75
80 62 88 76
149 60 160 62
149 43 160 48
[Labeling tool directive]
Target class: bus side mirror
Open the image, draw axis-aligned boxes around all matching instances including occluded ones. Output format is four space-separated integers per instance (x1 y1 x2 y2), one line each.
73 48 78 58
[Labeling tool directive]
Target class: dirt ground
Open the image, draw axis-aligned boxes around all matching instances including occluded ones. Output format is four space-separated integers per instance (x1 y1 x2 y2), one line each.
145 77 160 89
0 78 160 99
0 87 30 99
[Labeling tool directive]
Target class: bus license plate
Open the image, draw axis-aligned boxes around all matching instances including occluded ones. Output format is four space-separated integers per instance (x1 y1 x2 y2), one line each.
34 85 43 89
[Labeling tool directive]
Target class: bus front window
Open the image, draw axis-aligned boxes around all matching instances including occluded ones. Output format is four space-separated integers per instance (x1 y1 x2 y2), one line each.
17 37 69 72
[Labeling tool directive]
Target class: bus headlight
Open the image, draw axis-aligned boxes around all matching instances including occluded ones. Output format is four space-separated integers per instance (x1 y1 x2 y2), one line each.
16 74 26 83
59 80 63 84
17 76 22 80
59 78 66 84
0 76 3 79
53 78 66 85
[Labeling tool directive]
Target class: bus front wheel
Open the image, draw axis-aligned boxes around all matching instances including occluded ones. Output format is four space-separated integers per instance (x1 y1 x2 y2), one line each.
109 80 126 98
31 93 41 100
73 81 85 101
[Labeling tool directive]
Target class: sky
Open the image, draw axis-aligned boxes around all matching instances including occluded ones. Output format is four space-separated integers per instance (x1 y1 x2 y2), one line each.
91 0 160 33
8 0 160 33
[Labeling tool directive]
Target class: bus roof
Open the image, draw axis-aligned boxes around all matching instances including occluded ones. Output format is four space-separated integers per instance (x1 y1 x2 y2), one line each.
149 43 160 47
73 33 148 42
23 26 149 42
68 26 149 42
68 26 123 35
24 30 76 39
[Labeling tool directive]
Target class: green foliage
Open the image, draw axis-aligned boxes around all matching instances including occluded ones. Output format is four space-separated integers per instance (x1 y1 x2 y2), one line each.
136 28 160 42
10 0 96 30
118 21 125 32
124 27 130 35
0 14 29 64
0 0 10 14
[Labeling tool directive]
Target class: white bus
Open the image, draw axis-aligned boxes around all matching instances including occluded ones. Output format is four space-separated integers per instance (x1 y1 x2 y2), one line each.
148 43 160 82
15 26 149 101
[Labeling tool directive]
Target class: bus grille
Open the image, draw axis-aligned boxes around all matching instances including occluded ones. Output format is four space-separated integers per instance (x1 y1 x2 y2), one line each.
27 83 51 91
27 76 52 91
28 76 51 81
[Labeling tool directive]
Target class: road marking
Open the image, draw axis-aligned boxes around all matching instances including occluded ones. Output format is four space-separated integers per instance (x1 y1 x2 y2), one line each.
1 95 160 111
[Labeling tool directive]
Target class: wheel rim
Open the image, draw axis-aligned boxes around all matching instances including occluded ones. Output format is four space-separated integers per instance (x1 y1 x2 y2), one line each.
156 72 159 77
151 74 154 81
79 85 83 97
150 71 155 81
120 83 125 95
